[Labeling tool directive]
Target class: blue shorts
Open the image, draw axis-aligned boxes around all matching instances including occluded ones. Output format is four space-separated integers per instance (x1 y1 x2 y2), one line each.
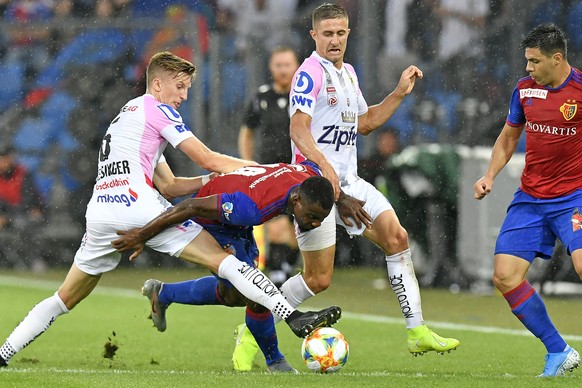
495 189 582 262
203 224 259 289
191 191 262 289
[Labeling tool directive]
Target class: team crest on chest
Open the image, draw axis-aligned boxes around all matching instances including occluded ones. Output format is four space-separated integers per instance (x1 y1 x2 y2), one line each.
327 86 338 106
560 100 577 121
341 111 356 123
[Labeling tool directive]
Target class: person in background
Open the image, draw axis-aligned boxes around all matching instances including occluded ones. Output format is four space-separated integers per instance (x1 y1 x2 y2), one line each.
0 144 46 272
238 46 300 289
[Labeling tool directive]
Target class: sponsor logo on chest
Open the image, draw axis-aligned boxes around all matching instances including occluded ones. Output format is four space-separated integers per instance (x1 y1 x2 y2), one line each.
520 88 548 99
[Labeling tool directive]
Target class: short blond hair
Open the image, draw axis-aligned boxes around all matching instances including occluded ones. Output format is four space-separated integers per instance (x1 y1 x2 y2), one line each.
146 51 196 87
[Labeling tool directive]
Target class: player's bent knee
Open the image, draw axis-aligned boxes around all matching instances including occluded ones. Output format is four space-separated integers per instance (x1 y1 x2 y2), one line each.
393 226 409 246
376 227 409 254
492 271 518 292
304 274 331 294
57 290 81 311
218 284 246 307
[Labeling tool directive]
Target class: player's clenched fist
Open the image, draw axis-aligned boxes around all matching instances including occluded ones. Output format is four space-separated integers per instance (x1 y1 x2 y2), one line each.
473 176 493 200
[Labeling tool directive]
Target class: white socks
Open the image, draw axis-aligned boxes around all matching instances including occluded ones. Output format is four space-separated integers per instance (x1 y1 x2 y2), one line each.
1 291 69 363
274 273 316 324
217 255 294 320
281 273 315 307
385 249 424 328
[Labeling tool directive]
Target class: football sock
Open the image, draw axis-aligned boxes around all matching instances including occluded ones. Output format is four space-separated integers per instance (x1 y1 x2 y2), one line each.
159 276 221 306
1 291 69 363
275 273 315 324
385 249 424 328
0 342 15 364
245 307 283 365
217 255 293 320
503 280 567 353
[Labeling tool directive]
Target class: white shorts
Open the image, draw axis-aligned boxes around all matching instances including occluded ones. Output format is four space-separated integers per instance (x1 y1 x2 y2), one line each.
74 219 203 276
296 177 393 251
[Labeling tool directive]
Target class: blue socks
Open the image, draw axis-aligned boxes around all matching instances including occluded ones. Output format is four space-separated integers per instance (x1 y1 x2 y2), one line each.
503 280 567 353
157 276 284 364
158 276 221 306
245 307 283 365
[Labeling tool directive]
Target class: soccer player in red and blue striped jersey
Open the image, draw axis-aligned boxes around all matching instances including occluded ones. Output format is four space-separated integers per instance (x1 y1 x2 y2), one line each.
112 161 342 372
474 24 582 377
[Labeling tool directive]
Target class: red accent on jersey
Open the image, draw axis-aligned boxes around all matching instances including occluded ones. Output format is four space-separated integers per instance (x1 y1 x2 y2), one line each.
144 174 153 188
197 163 319 224
513 68 582 198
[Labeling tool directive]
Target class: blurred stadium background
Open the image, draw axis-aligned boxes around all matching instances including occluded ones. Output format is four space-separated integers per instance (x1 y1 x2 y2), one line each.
1 0 581 294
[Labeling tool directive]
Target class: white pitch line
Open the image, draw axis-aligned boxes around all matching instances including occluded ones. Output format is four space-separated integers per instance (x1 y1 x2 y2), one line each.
1 275 581 342
340 311 582 342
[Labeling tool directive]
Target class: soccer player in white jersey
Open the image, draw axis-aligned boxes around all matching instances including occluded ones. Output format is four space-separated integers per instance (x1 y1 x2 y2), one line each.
232 3 459 367
0 51 341 367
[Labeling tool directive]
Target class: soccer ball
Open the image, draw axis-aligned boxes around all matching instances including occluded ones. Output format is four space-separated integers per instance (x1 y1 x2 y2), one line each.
301 327 349 373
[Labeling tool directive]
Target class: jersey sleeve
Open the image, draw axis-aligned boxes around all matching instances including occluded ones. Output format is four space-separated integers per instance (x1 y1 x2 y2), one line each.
147 102 195 147
506 86 526 126
289 64 323 118
217 192 262 226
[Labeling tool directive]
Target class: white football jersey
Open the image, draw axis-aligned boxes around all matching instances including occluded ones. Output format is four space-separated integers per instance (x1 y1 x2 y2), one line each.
289 51 368 182
85 94 194 224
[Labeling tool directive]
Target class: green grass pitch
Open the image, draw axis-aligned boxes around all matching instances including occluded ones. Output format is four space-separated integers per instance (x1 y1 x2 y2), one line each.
0 267 581 387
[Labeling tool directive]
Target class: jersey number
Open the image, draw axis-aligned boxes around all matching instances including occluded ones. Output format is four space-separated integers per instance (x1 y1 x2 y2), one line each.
225 166 267 177
99 134 112 162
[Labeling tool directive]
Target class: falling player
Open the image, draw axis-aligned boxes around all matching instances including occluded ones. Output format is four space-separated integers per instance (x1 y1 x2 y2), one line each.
112 161 362 372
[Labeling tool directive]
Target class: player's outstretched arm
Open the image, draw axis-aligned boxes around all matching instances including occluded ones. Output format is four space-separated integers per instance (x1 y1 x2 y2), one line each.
359 65 423 135
336 190 372 229
153 162 216 200
473 122 524 200
112 195 219 260
178 136 257 174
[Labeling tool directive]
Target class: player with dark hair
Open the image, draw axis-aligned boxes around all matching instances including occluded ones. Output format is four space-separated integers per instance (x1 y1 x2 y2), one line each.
0 52 341 367
474 24 581 377
112 162 336 372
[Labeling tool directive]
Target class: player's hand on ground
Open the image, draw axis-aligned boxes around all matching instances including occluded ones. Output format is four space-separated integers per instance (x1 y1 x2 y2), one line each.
474 176 493 200
336 191 372 229
112 229 146 261
396 65 423 96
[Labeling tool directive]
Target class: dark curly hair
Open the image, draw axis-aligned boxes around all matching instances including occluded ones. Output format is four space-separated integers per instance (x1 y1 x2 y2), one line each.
298 176 334 211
